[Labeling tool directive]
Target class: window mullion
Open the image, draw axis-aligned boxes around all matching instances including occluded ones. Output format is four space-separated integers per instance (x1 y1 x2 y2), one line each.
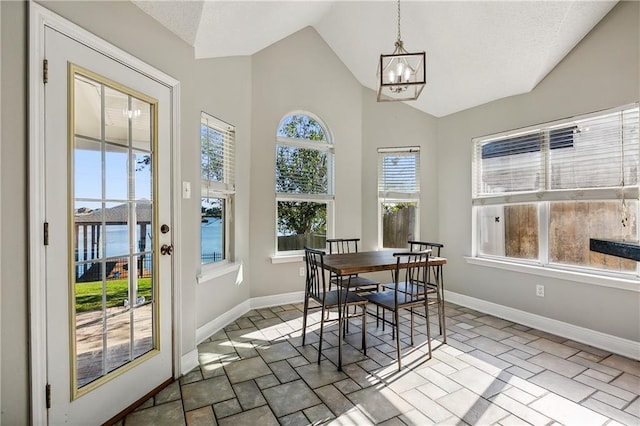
539 202 549 265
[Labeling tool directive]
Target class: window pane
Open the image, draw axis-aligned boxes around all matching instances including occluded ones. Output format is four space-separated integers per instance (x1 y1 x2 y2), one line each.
277 115 327 141
550 201 636 272
276 146 328 194
277 201 326 251
202 197 225 264
378 151 420 194
474 131 543 196
381 202 417 248
478 204 539 260
201 124 225 183
550 110 639 190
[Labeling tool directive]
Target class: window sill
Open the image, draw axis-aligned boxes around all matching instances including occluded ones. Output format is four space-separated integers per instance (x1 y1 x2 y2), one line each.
197 261 242 284
271 254 304 264
464 256 640 293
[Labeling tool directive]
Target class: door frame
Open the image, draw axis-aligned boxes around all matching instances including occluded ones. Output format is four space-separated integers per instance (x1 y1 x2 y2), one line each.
28 3 182 424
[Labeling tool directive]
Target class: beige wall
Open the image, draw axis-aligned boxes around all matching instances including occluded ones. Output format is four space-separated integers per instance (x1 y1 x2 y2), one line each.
437 0 640 342
1 2 28 423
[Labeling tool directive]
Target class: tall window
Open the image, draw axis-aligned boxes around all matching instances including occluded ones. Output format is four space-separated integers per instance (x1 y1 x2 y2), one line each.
201 112 235 265
378 147 420 248
472 105 639 275
276 113 333 253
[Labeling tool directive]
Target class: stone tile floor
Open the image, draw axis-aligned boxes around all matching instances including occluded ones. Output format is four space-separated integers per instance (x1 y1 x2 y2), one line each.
121 302 640 425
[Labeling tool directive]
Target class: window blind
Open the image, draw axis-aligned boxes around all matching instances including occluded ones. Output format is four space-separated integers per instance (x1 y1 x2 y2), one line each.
472 105 639 204
201 112 235 195
377 147 421 199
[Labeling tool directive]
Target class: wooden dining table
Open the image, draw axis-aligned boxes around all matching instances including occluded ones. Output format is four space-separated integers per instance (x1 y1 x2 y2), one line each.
321 249 448 369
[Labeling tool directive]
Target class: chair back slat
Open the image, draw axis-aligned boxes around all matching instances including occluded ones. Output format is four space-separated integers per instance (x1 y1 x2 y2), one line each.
393 250 430 305
326 238 360 254
408 240 443 257
305 247 327 300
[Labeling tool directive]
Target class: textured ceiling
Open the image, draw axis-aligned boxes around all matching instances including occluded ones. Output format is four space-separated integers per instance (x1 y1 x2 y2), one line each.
132 0 617 117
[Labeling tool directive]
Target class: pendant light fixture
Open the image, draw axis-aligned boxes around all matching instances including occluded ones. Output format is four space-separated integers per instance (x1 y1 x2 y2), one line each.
377 0 426 102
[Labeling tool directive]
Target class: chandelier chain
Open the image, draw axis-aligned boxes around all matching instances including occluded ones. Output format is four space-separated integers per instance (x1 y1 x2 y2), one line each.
396 0 402 42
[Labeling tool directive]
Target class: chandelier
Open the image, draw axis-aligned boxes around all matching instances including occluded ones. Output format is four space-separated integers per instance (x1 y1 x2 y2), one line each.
377 0 426 102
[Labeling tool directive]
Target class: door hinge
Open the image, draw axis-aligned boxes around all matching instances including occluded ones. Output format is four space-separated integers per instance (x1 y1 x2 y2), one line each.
46 383 51 409
44 222 49 246
43 59 48 84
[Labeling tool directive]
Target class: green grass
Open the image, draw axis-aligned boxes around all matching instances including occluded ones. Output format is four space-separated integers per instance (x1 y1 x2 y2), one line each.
75 278 152 313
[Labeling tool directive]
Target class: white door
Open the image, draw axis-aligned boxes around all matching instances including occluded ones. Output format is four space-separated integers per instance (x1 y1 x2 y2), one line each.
44 27 173 424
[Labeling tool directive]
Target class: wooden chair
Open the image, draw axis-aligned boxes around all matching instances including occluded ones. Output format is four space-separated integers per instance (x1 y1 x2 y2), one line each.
301 247 368 369
363 251 433 370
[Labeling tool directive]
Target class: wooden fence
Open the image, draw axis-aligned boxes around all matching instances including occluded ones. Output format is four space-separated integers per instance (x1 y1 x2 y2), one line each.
278 234 326 251
505 202 636 272
383 205 416 248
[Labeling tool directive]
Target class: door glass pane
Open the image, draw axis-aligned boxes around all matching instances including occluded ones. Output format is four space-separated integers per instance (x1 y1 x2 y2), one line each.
106 311 131 373
105 144 128 200
104 202 130 259
75 138 102 200
134 151 152 200
131 98 151 151
72 71 157 392
74 75 102 139
104 86 129 146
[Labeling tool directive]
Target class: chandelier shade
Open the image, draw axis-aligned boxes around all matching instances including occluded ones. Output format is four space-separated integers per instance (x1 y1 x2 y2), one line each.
377 0 426 102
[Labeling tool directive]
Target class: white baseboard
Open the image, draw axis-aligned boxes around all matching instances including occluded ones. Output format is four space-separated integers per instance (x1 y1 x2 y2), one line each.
194 292 305 347
250 291 305 310
180 349 199 376
195 299 251 345
446 290 640 361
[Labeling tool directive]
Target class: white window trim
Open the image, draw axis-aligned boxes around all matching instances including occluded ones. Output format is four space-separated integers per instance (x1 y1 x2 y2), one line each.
465 256 640 293
197 260 242 284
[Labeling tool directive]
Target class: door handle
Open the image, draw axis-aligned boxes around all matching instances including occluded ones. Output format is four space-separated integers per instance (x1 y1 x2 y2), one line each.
160 244 174 256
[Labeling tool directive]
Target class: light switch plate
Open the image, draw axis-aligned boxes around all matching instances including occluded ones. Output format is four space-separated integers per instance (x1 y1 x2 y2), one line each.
182 181 191 199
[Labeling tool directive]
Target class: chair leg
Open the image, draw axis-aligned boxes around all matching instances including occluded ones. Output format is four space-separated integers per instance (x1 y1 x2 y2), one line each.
410 307 414 346
424 301 432 359
439 266 447 343
302 296 309 345
318 305 326 365
395 308 401 370
361 305 367 355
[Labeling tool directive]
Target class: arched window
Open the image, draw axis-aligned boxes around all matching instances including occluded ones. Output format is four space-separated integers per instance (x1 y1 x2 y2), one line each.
275 113 334 253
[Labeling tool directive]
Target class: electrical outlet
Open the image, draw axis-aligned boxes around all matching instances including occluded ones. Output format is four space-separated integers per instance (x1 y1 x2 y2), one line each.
536 284 545 297
299 266 305 277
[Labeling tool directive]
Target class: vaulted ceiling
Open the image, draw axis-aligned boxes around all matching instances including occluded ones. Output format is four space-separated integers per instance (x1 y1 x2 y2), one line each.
132 1 617 117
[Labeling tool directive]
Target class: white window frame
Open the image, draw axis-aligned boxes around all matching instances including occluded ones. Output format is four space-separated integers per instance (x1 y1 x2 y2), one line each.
275 112 334 256
200 112 235 271
377 146 421 249
471 104 640 283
